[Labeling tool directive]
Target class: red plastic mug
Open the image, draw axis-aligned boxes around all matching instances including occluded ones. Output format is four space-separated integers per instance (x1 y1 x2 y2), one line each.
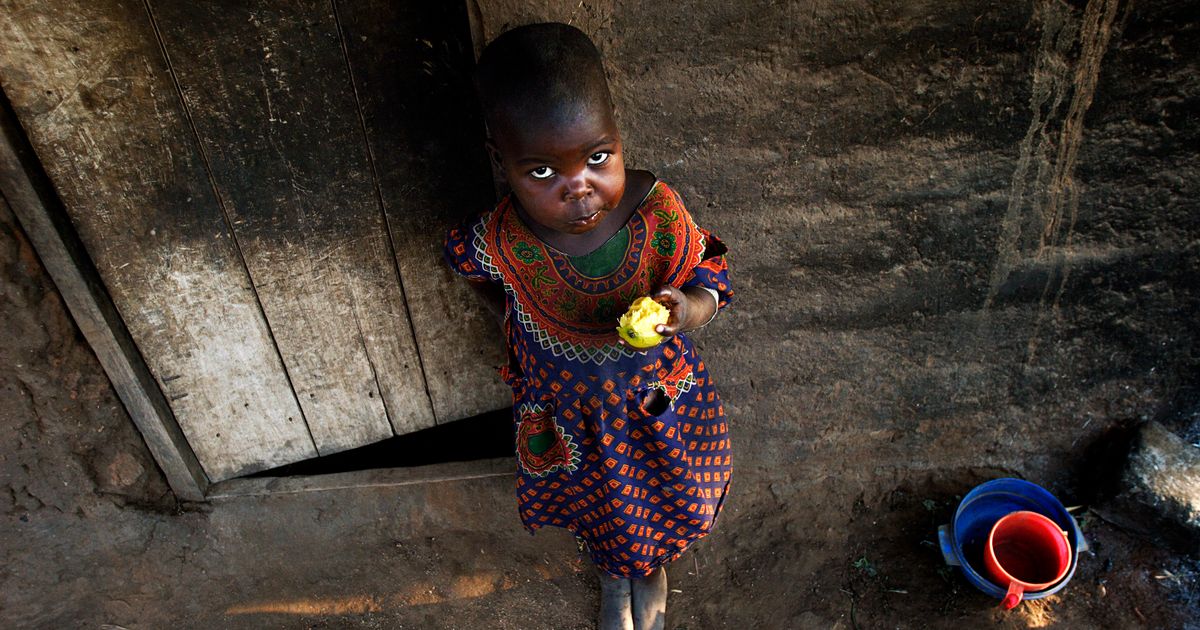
985 510 1072 609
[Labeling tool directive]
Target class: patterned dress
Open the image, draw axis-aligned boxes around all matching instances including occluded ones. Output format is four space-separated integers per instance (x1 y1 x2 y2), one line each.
443 179 733 578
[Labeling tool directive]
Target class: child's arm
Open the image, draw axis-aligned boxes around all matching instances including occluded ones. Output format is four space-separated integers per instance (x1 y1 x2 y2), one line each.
443 215 506 328
468 279 507 327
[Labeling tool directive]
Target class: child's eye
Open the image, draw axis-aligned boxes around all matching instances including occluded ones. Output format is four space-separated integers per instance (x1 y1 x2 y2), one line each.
587 152 611 166
529 166 555 180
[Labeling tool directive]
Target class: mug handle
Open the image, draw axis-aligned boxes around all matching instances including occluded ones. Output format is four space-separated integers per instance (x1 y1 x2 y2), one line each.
1002 581 1024 610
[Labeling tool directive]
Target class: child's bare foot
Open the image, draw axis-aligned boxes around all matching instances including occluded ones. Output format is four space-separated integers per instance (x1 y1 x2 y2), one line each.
631 565 667 630
599 570 633 630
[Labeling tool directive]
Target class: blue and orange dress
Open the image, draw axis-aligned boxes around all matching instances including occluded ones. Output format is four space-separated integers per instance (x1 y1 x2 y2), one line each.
443 179 733 578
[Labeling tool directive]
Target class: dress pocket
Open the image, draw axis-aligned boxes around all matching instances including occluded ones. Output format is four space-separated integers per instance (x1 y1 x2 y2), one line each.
514 396 581 478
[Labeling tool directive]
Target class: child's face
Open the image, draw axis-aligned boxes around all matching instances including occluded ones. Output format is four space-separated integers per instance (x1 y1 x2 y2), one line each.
489 103 626 236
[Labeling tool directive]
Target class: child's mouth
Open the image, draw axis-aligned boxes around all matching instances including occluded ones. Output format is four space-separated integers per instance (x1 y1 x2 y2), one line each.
568 210 601 227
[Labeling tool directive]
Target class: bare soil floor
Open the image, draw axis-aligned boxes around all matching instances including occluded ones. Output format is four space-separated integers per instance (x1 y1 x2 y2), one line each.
3 451 1199 629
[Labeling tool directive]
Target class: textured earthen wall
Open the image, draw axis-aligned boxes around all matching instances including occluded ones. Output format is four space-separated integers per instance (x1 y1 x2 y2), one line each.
1 195 172 511
473 0 1199 483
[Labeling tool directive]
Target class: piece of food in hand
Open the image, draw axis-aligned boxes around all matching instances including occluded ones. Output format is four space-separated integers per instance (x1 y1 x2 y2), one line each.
616 296 670 349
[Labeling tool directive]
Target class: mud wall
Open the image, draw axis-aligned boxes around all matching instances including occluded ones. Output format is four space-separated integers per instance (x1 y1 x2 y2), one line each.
473 0 1199 484
1 194 172 513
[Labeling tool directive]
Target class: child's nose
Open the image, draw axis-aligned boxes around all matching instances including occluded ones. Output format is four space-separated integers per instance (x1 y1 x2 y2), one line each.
562 171 593 200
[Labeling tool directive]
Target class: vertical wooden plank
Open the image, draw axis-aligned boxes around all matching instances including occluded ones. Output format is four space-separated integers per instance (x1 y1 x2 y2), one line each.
337 0 510 422
145 0 436 443
0 99 208 500
0 0 317 481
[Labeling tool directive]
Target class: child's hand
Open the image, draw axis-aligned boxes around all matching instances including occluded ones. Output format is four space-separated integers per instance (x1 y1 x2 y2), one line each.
649 285 690 338
615 286 717 350
653 285 718 336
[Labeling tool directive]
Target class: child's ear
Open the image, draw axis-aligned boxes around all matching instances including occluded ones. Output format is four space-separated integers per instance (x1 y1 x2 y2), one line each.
485 139 506 177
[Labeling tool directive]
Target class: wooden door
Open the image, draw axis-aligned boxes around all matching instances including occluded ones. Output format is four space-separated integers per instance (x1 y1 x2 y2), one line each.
0 0 507 482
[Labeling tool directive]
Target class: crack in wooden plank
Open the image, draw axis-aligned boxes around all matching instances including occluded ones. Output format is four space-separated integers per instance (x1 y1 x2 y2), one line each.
329 0 438 427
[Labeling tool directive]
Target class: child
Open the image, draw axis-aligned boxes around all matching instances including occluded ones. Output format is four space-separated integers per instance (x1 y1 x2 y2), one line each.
443 22 733 630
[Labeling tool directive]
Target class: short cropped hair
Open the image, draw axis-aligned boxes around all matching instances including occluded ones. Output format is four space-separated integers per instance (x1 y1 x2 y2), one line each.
475 22 613 129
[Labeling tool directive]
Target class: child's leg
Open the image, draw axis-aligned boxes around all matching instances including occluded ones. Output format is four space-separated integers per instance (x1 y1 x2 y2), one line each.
597 567 634 630
630 565 667 630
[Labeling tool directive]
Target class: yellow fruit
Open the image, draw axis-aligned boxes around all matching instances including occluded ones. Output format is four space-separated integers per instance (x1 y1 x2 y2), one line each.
616 297 670 349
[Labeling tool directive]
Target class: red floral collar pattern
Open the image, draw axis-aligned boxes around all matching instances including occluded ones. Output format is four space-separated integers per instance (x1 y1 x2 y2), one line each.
471 182 706 364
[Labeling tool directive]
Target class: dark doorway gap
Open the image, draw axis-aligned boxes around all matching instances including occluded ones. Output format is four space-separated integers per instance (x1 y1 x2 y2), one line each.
250 408 514 477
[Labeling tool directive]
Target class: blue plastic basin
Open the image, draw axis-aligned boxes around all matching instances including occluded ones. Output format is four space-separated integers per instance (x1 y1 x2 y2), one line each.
938 478 1087 602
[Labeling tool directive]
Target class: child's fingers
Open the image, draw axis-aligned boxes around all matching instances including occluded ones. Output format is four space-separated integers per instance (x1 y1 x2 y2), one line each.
650 286 677 305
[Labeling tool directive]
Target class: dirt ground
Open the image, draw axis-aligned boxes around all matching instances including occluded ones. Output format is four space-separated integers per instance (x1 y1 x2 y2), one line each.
4 0 1200 627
